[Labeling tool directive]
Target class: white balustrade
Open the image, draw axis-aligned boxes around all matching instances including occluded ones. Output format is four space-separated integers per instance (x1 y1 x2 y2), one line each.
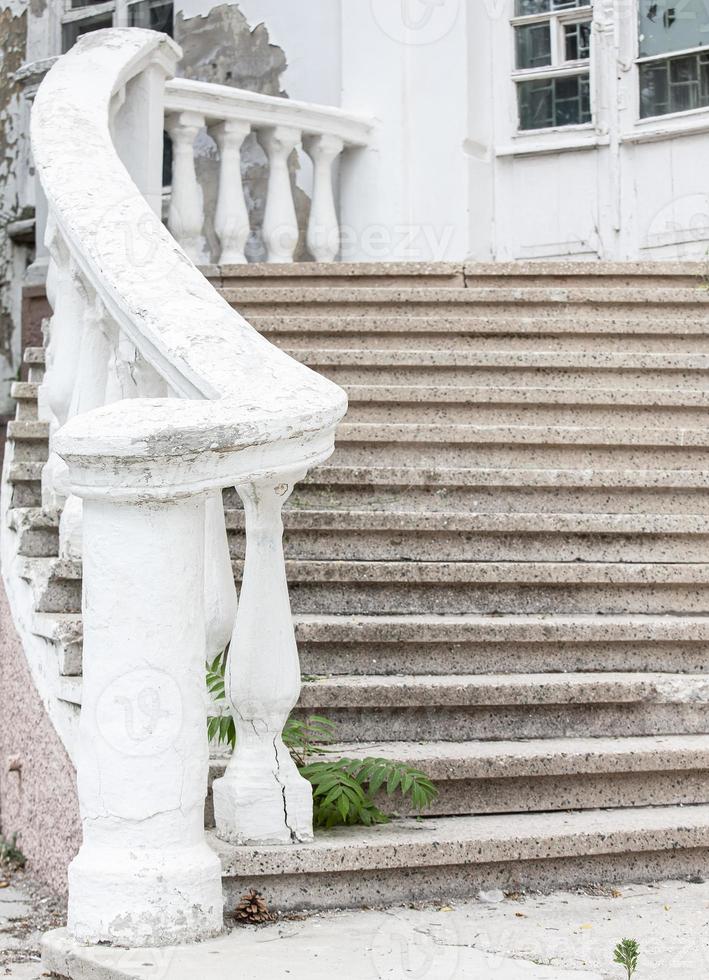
32 28 347 949
163 77 373 264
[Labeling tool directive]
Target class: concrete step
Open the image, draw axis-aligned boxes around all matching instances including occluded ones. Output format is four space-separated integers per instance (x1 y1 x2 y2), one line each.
211 803 709 912
32 612 83 676
326 439 709 473
278 463 709 515
23 552 709 617
218 259 709 290
9 380 39 420
5 460 43 507
222 285 709 319
37 612 709 679
294 671 709 740
288 349 709 389
206 734 709 823
7 507 59 557
226 509 709 562
272 559 709 615
294 612 709 675
248 312 709 347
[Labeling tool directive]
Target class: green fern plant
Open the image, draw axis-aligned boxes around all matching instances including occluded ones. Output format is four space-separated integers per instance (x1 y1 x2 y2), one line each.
613 939 639 979
206 653 438 828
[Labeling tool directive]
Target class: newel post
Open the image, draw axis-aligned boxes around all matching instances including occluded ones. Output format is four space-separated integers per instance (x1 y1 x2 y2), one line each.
62 478 223 945
212 469 313 845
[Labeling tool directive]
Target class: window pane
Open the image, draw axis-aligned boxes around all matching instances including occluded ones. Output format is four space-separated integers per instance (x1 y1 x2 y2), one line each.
640 50 709 116
62 11 113 52
553 0 590 7
564 20 591 61
638 0 709 58
515 0 550 15
515 22 552 69
518 72 591 129
128 0 173 35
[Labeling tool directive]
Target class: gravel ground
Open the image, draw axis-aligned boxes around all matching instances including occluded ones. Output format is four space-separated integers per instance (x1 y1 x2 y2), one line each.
0 864 65 979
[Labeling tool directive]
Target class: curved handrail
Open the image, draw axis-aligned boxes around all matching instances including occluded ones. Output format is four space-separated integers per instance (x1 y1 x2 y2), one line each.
31 28 347 496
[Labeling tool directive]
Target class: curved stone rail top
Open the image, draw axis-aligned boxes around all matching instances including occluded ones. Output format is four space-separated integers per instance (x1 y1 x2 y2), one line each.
32 28 348 498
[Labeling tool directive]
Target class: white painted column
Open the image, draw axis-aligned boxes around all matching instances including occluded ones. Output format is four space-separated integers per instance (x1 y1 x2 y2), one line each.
165 111 205 263
257 125 301 263
67 491 223 947
212 471 313 845
304 133 344 262
211 120 251 265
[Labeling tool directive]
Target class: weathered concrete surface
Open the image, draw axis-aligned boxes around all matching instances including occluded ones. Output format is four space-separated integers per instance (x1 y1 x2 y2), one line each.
0 0 30 415
40 878 709 979
0 579 80 895
175 3 310 262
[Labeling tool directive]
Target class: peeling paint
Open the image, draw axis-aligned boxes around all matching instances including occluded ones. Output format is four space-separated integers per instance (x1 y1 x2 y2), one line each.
175 3 310 262
0 1 29 411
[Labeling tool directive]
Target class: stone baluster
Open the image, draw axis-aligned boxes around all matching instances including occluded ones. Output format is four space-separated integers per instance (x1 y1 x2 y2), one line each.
165 111 205 263
212 470 313 845
58 294 112 559
41 235 86 511
257 125 301 263
204 489 238 661
211 120 251 265
303 133 344 262
66 486 223 946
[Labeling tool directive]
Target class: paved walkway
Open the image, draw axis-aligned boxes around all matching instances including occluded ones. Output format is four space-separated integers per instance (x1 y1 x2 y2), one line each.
6 875 709 978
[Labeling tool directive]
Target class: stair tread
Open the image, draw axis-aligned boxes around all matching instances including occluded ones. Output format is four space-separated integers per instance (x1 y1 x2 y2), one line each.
217 734 709 778
210 803 709 876
343 384 709 406
298 671 709 706
225 285 709 304
285 347 709 368
226 509 709 533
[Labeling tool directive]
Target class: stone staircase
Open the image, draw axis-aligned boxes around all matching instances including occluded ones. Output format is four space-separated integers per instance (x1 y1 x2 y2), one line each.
7 261 709 910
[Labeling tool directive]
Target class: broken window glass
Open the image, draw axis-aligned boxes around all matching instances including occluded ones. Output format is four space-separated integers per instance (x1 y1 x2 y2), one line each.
638 0 709 57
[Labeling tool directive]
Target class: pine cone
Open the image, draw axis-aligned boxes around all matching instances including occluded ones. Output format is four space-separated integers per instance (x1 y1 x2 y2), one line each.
233 889 275 924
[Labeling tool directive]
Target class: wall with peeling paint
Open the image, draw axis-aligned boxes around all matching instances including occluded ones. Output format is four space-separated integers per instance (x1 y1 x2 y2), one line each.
174 3 315 261
0 0 32 415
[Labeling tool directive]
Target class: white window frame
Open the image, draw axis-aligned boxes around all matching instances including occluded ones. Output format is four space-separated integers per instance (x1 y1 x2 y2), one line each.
60 0 172 51
510 2 595 133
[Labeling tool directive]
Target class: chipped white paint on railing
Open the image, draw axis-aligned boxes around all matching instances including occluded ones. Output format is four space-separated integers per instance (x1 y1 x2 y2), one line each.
163 76 373 264
30 28 347 947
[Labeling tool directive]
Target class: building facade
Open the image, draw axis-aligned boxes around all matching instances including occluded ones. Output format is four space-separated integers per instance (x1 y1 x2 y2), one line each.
1 0 709 409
